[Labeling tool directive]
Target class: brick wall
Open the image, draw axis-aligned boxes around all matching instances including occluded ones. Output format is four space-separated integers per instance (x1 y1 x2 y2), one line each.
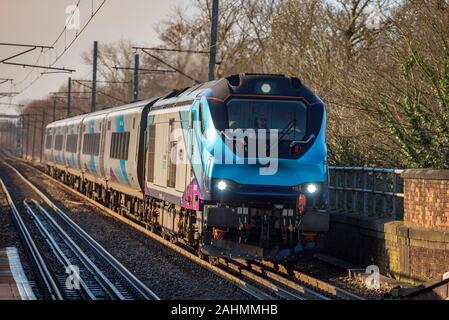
324 169 449 284
402 170 449 230
324 214 449 284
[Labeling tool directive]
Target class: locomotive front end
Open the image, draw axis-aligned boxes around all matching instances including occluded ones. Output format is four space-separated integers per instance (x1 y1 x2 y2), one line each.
196 74 329 261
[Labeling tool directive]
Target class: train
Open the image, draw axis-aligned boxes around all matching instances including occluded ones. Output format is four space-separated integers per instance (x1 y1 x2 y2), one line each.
43 73 329 262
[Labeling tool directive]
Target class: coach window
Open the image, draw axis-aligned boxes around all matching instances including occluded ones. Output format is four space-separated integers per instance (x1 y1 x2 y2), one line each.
82 133 100 156
117 133 123 159
54 134 63 151
124 132 130 160
45 130 53 149
66 134 78 153
110 133 116 158
109 131 130 160
198 103 206 133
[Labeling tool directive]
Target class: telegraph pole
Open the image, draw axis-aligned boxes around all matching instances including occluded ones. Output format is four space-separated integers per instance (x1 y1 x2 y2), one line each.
40 110 45 162
208 0 219 81
67 77 72 117
10 121 14 152
53 96 56 121
25 118 29 159
91 41 98 112
7 121 12 149
31 116 37 161
4 122 8 149
133 54 139 102
4 123 6 148
10 122 13 150
20 115 24 157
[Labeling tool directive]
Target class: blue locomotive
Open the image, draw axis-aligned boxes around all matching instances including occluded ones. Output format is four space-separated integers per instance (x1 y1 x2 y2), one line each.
44 73 329 261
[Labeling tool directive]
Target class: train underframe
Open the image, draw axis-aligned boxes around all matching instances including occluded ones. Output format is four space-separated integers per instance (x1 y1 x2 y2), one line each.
48 166 328 262
49 166 200 247
199 202 328 261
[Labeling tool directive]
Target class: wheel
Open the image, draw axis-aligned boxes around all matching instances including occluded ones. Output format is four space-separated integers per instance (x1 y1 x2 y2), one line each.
208 256 220 266
197 247 207 261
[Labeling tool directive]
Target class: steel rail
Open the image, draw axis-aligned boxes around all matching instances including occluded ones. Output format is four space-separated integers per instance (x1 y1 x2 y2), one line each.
218 258 309 300
0 177 63 300
23 200 123 300
226 259 331 300
13 161 315 300
3 158 280 300
1 160 160 300
258 260 365 300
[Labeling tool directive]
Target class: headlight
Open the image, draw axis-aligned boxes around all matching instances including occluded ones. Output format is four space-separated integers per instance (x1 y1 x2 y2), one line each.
261 83 272 93
217 180 227 191
306 183 318 194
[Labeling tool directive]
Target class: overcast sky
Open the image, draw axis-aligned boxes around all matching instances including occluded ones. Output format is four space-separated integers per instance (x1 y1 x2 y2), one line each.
0 0 189 114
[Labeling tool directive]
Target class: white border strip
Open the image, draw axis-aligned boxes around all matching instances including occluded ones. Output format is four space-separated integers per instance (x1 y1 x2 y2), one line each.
6 247 36 300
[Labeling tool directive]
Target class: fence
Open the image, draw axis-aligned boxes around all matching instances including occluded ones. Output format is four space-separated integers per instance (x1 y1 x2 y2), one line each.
327 167 404 219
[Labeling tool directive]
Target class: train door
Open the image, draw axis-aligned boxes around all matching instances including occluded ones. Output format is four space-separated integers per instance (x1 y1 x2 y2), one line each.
99 117 107 177
193 101 209 192
62 126 67 167
154 115 170 188
145 120 156 185
167 118 177 188
76 121 82 170
141 118 146 184
80 121 85 174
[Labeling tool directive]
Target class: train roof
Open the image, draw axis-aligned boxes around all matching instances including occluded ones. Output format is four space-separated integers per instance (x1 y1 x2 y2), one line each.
151 73 318 110
46 98 158 128
45 74 317 128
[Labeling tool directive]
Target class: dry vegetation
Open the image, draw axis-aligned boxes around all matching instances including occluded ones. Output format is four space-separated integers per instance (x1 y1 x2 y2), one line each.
22 0 449 169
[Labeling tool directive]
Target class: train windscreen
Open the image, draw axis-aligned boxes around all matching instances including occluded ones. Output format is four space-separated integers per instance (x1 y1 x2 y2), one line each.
226 99 307 141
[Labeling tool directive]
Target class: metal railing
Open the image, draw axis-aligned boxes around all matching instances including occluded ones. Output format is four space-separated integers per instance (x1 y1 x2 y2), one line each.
327 167 404 219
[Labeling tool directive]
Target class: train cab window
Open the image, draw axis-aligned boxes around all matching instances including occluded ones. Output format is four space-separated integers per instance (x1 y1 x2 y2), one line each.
54 134 63 151
45 130 53 149
198 103 206 133
108 121 111 130
66 134 78 153
110 131 130 160
82 133 101 156
227 99 307 141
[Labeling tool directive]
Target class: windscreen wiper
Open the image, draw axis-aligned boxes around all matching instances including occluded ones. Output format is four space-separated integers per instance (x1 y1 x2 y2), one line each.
277 119 296 141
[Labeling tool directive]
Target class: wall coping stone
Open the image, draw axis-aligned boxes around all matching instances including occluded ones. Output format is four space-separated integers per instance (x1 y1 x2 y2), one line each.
402 169 449 180
329 212 449 244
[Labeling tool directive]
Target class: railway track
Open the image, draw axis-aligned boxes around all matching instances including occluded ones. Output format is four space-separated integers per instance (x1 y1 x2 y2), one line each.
236 259 365 300
0 177 63 300
0 151 365 300
0 160 159 300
